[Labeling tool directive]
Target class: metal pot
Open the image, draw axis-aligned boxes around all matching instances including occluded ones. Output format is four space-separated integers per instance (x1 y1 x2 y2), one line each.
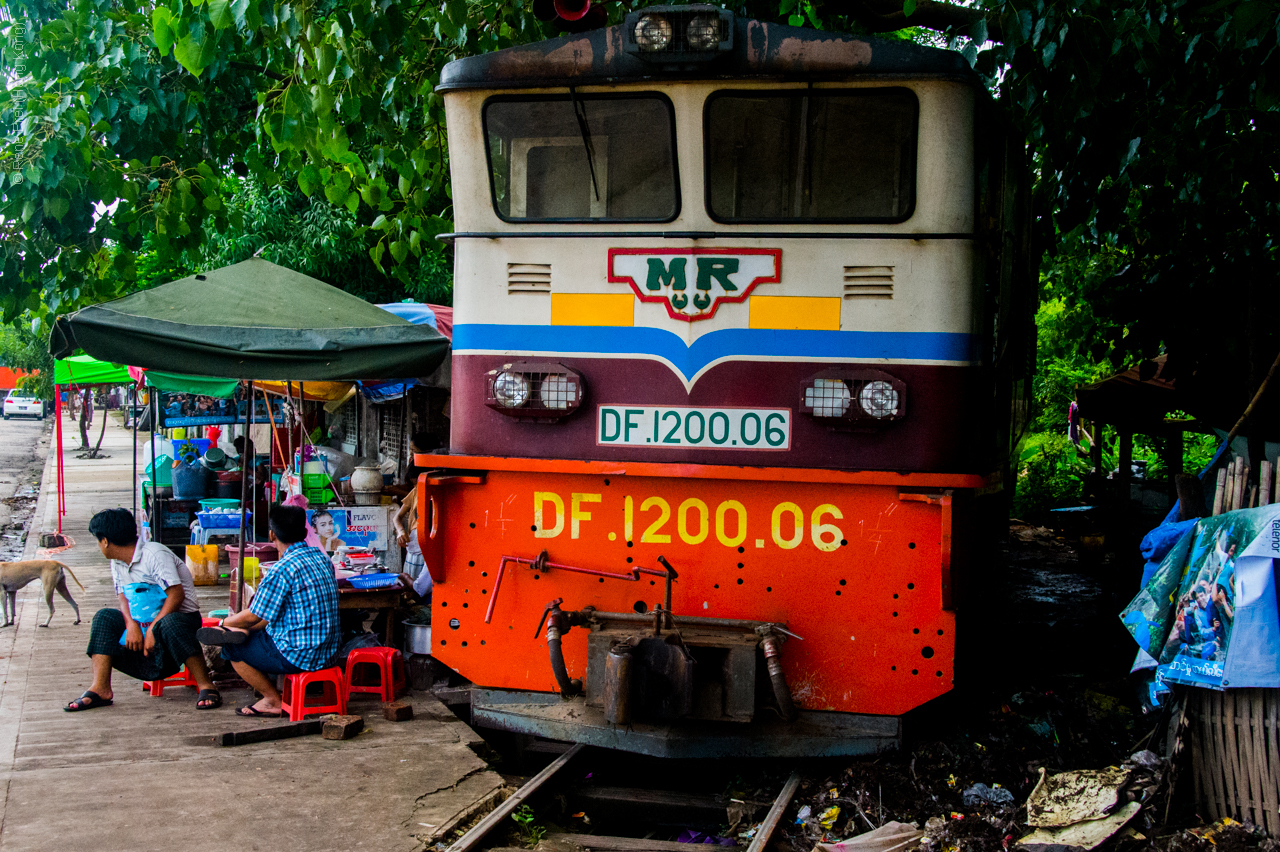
403 621 432 655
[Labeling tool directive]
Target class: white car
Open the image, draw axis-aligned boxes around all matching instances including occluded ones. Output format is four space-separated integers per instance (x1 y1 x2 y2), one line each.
3 391 43 420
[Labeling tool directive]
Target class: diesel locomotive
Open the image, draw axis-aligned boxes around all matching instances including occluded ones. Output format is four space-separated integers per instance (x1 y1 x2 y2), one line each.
414 5 1034 757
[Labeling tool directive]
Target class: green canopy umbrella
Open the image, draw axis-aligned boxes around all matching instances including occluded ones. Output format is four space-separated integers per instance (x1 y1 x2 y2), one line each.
50 258 449 380
53 354 132 385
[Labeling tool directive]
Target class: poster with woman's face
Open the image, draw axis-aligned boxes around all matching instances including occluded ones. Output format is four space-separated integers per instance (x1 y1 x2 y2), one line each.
305 508 387 551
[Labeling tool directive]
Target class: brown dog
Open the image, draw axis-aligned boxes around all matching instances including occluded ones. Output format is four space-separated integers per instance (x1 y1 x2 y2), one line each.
1 560 83 627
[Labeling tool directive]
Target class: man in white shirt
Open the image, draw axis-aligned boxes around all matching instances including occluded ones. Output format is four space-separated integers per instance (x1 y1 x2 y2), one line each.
65 508 220 711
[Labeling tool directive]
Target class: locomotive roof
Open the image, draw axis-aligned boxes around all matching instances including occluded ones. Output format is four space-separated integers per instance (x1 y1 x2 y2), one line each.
437 18 979 92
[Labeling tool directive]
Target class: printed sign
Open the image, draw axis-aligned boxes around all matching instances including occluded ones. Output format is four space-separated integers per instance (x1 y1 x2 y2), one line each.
597 405 790 450
158 391 287 428
608 248 781 322
306 507 388 551
1123 504 1280 690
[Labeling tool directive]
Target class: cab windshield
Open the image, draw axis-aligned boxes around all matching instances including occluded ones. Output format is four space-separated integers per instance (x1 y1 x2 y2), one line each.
705 89 918 223
484 94 679 222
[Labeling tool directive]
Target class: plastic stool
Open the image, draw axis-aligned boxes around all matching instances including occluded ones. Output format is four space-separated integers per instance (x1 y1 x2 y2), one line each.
143 666 197 696
281 667 347 721
344 647 407 702
142 618 219 696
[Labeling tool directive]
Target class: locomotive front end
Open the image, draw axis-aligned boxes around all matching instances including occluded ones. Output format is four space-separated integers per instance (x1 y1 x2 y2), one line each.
417 10 1033 757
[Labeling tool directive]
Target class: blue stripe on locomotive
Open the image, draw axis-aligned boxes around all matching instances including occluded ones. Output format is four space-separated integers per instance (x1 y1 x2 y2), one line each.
454 324 977 381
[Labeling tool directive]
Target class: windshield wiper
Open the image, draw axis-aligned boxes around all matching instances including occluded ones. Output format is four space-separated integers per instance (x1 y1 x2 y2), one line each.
569 87 601 203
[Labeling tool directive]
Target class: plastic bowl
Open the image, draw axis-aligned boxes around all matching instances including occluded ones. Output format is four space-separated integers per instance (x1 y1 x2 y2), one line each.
199 498 241 511
348 573 400 590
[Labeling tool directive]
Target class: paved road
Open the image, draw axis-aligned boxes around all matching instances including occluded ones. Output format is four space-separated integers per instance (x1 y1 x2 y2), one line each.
0 412 48 561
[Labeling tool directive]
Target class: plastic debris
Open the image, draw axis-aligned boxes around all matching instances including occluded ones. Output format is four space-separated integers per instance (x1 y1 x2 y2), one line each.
961 783 1015 808
795 805 813 825
813 821 923 852
819 806 841 829
676 830 736 846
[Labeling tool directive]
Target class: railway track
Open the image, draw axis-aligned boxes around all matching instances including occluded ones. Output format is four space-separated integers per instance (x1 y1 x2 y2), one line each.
443 740 804 852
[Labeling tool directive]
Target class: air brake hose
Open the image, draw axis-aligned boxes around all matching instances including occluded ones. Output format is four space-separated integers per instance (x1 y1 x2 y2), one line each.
760 633 798 722
546 622 583 698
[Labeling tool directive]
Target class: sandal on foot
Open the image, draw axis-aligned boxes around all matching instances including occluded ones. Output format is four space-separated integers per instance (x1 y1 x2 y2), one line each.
236 705 283 717
196 689 222 710
65 690 113 712
196 626 249 646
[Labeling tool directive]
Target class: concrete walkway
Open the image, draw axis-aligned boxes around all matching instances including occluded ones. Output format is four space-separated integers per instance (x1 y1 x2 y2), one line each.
0 416 504 851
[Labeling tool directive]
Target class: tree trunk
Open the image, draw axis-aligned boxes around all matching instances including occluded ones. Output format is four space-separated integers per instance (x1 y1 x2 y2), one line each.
90 399 109 457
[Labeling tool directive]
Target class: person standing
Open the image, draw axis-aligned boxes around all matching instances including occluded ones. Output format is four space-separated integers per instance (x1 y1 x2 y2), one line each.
66 509 220 711
198 505 339 717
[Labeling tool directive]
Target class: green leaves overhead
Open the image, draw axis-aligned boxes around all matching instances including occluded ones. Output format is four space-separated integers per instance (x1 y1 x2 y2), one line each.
0 0 564 324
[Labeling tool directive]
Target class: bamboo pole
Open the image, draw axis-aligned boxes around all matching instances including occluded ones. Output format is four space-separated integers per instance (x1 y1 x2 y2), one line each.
1238 464 1250 511
1223 460 1237 514
1259 460 1273 507
1213 467 1228 516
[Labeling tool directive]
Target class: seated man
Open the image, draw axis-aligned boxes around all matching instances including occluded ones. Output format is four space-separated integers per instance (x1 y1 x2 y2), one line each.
66 508 219 711
199 505 339 717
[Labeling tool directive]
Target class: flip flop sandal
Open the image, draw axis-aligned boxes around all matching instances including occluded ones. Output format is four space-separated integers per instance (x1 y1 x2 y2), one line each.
236 705 283 718
197 626 250 646
65 690 113 712
196 689 222 710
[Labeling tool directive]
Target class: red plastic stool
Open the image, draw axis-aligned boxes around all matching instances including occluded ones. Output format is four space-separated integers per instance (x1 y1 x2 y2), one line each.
344 647 407 702
142 617 220 696
143 666 197 696
281 667 347 721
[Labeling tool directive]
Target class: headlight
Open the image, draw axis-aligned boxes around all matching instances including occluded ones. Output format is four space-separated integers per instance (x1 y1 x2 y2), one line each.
686 14 721 50
634 14 672 51
804 378 851 418
859 380 900 419
486 362 585 421
493 371 530 408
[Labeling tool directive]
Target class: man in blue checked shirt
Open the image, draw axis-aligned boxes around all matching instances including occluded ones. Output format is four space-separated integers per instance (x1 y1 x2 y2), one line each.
198 505 339 717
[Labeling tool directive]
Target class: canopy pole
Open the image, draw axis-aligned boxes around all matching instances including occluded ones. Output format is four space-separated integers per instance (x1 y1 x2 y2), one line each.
54 385 63 534
286 381 294 474
235 381 254 613
131 384 138 519
150 394 157 540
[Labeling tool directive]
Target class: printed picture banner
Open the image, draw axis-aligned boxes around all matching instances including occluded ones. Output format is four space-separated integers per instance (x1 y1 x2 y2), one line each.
306 507 388 551
1122 504 1280 690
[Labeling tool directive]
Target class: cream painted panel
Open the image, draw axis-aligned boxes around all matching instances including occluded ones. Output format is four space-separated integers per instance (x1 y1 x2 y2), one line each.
444 92 494 232
452 242 552 327
454 235 973 337
836 241 974 334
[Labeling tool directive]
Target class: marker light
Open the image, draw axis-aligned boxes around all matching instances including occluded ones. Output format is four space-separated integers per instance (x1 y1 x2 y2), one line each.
800 370 906 427
635 14 673 51
493 371 530 408
686 14 721 50
804 379 851 418
539 374 577 410
859 380 900 419
623 6 733 62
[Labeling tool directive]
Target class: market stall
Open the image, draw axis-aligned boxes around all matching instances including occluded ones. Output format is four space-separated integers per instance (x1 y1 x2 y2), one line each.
51 355 134 538
51 258 449 618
